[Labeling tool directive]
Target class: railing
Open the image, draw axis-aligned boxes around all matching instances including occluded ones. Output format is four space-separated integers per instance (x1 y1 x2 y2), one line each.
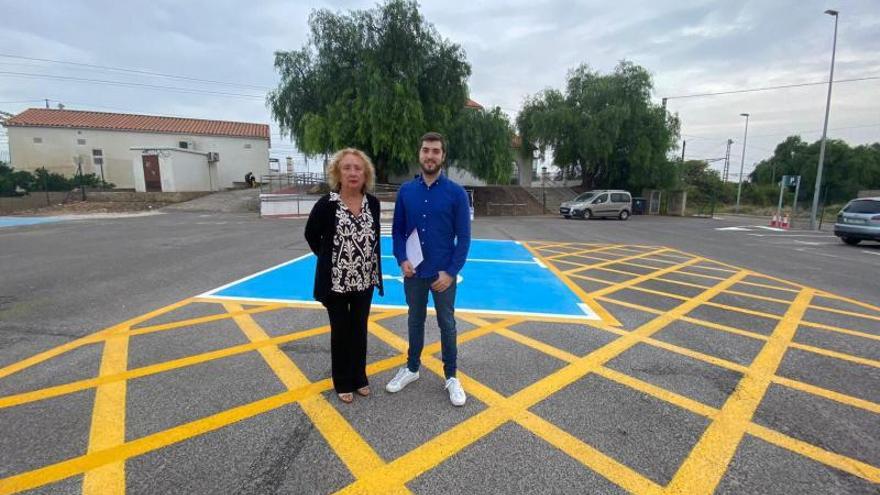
486 202 527 216
259 172 327 194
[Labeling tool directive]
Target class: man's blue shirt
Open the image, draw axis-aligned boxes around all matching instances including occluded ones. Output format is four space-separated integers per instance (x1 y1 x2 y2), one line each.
392 172 471 278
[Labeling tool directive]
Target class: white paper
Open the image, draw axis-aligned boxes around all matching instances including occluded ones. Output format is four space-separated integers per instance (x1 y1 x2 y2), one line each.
406 229 424 269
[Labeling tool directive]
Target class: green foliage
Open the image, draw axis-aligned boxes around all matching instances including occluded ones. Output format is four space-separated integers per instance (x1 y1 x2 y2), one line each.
270 0 505 182
750 137 880 203
0 164 111 195
446 107 515 184
517 61 679 190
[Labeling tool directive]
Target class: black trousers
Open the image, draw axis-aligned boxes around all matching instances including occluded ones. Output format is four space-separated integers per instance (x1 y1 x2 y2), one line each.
322 287 374 393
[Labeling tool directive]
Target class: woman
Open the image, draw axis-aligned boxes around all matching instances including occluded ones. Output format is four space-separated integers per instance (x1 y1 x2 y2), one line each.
305 148 384 403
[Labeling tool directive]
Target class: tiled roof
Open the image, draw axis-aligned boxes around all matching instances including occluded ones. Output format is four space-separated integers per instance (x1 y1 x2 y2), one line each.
465 98 484 109
4 108 270 140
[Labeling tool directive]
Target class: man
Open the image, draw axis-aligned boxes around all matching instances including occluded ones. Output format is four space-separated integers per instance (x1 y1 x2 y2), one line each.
386 132 471 406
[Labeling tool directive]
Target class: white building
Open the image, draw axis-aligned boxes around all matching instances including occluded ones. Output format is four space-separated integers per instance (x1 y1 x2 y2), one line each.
3 108 270 192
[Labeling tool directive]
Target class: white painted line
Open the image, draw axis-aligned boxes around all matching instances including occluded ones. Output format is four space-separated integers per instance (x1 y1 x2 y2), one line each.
577 302 600 319
198 252 314 298
716 226 752 231
379 255 536 264
534 257 547 269
862 250 880 257
755 226 786 231
197 294 324 307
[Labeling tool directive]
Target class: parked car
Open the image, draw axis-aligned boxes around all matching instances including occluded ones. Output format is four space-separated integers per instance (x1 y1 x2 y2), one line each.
834 197 880 245
563 190 632 220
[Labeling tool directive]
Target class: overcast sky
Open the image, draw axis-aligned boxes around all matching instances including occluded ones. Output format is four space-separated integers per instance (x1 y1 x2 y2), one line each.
1 0 878 178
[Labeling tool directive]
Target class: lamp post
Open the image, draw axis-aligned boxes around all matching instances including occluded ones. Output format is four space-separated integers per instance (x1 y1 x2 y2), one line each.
541 165 547 213
810 9 839 230
734 113 750 213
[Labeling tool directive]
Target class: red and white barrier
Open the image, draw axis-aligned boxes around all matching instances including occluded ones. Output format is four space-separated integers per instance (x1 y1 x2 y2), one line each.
781 214 790 230
770 214 778 227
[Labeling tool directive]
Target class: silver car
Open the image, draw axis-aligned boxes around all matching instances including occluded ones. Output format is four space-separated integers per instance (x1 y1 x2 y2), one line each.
559 191 598 218
568 190 633 220
834 197 880 245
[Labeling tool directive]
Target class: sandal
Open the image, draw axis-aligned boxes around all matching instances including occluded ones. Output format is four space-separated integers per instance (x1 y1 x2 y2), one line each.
356 386 371 397
337 392 354 403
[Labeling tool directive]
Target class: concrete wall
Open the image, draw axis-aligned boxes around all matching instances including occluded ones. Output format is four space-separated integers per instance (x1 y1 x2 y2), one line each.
7 126 269 190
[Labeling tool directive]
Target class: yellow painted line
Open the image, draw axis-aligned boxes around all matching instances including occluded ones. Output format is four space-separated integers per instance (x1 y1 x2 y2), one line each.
723 289 793 305
690 264 738 274
0 298 193 381
664 288 815 495
748 424 880 484
595 296 664 315
495 328 579 363
627 285 691 301
675 270 727 282
798 321 880 342
589 257 703 299
516 413 664 495
543 244 624 261
0 324 331 410
561 248 671 276
512 271 749 410
809 304 880 322
737 280 801 294
589 266 643 278
772 376 880 414
123 303 285 339
567 273 615 286
679 316 769 342
82 326 129 495
702 301 783 321
642 337 749 374
815 290 880 314
224 303 385 479
654 276 712 290
594 367 718 419
523 242 621 327
788 342 880 369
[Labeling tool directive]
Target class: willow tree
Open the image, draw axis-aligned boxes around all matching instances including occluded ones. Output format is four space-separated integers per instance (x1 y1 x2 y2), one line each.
270 0 507 182
517 61 679 190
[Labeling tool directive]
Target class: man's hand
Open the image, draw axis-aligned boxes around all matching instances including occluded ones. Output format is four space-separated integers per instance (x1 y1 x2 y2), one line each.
400 260 415 278
431 271 453 292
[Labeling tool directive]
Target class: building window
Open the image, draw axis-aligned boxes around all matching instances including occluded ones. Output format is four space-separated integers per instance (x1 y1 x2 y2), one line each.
92 149 104 167
179 141 189 149
77 138 87 145
33 137 42 144
244 143 252 150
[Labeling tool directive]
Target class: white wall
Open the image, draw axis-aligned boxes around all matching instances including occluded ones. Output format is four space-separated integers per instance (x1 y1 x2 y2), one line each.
131 150 212 192
7 126 269 190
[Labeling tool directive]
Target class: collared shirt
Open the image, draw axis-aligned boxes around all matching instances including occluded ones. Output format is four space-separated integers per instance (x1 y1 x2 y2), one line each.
329 192 379 293
392 172 471 278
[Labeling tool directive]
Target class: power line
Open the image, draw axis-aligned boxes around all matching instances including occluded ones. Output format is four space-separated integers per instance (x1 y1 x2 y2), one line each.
0 53 271 91
0 71 266 99
664 76 879 100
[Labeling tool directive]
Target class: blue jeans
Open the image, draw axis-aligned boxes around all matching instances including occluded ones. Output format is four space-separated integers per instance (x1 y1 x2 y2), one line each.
404 275 457 379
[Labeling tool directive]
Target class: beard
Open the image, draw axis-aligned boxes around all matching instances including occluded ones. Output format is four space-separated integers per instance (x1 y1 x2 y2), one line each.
420 160 442 177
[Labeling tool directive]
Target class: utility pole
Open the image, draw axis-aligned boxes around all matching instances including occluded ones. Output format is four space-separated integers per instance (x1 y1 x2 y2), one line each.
722 139 733 182
810 9 839 230
45 99 49 109
735 113 750 213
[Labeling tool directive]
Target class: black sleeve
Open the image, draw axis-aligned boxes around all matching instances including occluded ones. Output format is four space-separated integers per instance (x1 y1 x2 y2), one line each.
304 196 328 255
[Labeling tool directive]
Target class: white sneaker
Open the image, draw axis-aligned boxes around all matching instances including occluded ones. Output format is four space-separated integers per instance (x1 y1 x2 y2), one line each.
445 377 466 406
386 367 419 393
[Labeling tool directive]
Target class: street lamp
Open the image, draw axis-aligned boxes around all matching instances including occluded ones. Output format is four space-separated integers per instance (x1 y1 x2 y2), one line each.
734 113 750 213
810 9 839 230
541 165 548 213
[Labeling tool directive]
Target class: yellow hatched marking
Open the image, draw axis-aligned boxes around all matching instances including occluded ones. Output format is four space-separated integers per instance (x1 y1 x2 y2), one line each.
748 424 880 483
679 316 769 342
773 376 880 414
122 303 285 339
594 367 718 418
523 242 621 327
737 280 802 293
799 321 880 342
723 289 793 305
543 244 625 261
642 337 749 374
567 273 615 285
595 296 664 315
627 285 691 301
664 288 815 494
788 343 880 369
562 248 672 276
815 290 880 314
809 304 880 322
0 298 193 381
224 303 385 480
655 276 711 290
82 327 129 495
702 301 783 320
676 270 727 281
588 258 703 299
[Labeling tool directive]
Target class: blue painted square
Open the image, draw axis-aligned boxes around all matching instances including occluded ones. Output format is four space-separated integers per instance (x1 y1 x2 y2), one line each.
205 238 596 319
0 216 67 228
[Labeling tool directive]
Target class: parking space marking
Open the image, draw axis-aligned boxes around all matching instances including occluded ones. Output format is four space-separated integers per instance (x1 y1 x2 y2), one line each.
2 242 879 494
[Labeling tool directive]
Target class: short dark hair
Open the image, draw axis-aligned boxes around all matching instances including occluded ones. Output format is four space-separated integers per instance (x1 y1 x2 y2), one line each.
420 131 445 155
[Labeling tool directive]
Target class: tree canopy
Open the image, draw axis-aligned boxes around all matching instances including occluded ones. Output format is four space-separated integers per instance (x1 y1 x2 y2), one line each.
517 61 679 190
268 0 512 183
750 136 880 203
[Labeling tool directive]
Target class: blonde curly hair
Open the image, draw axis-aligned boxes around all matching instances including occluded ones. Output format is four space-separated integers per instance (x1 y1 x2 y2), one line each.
325 148 376 193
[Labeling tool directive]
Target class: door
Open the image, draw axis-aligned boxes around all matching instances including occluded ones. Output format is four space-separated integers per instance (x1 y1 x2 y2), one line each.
592 193 610 217
142 155 162 192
